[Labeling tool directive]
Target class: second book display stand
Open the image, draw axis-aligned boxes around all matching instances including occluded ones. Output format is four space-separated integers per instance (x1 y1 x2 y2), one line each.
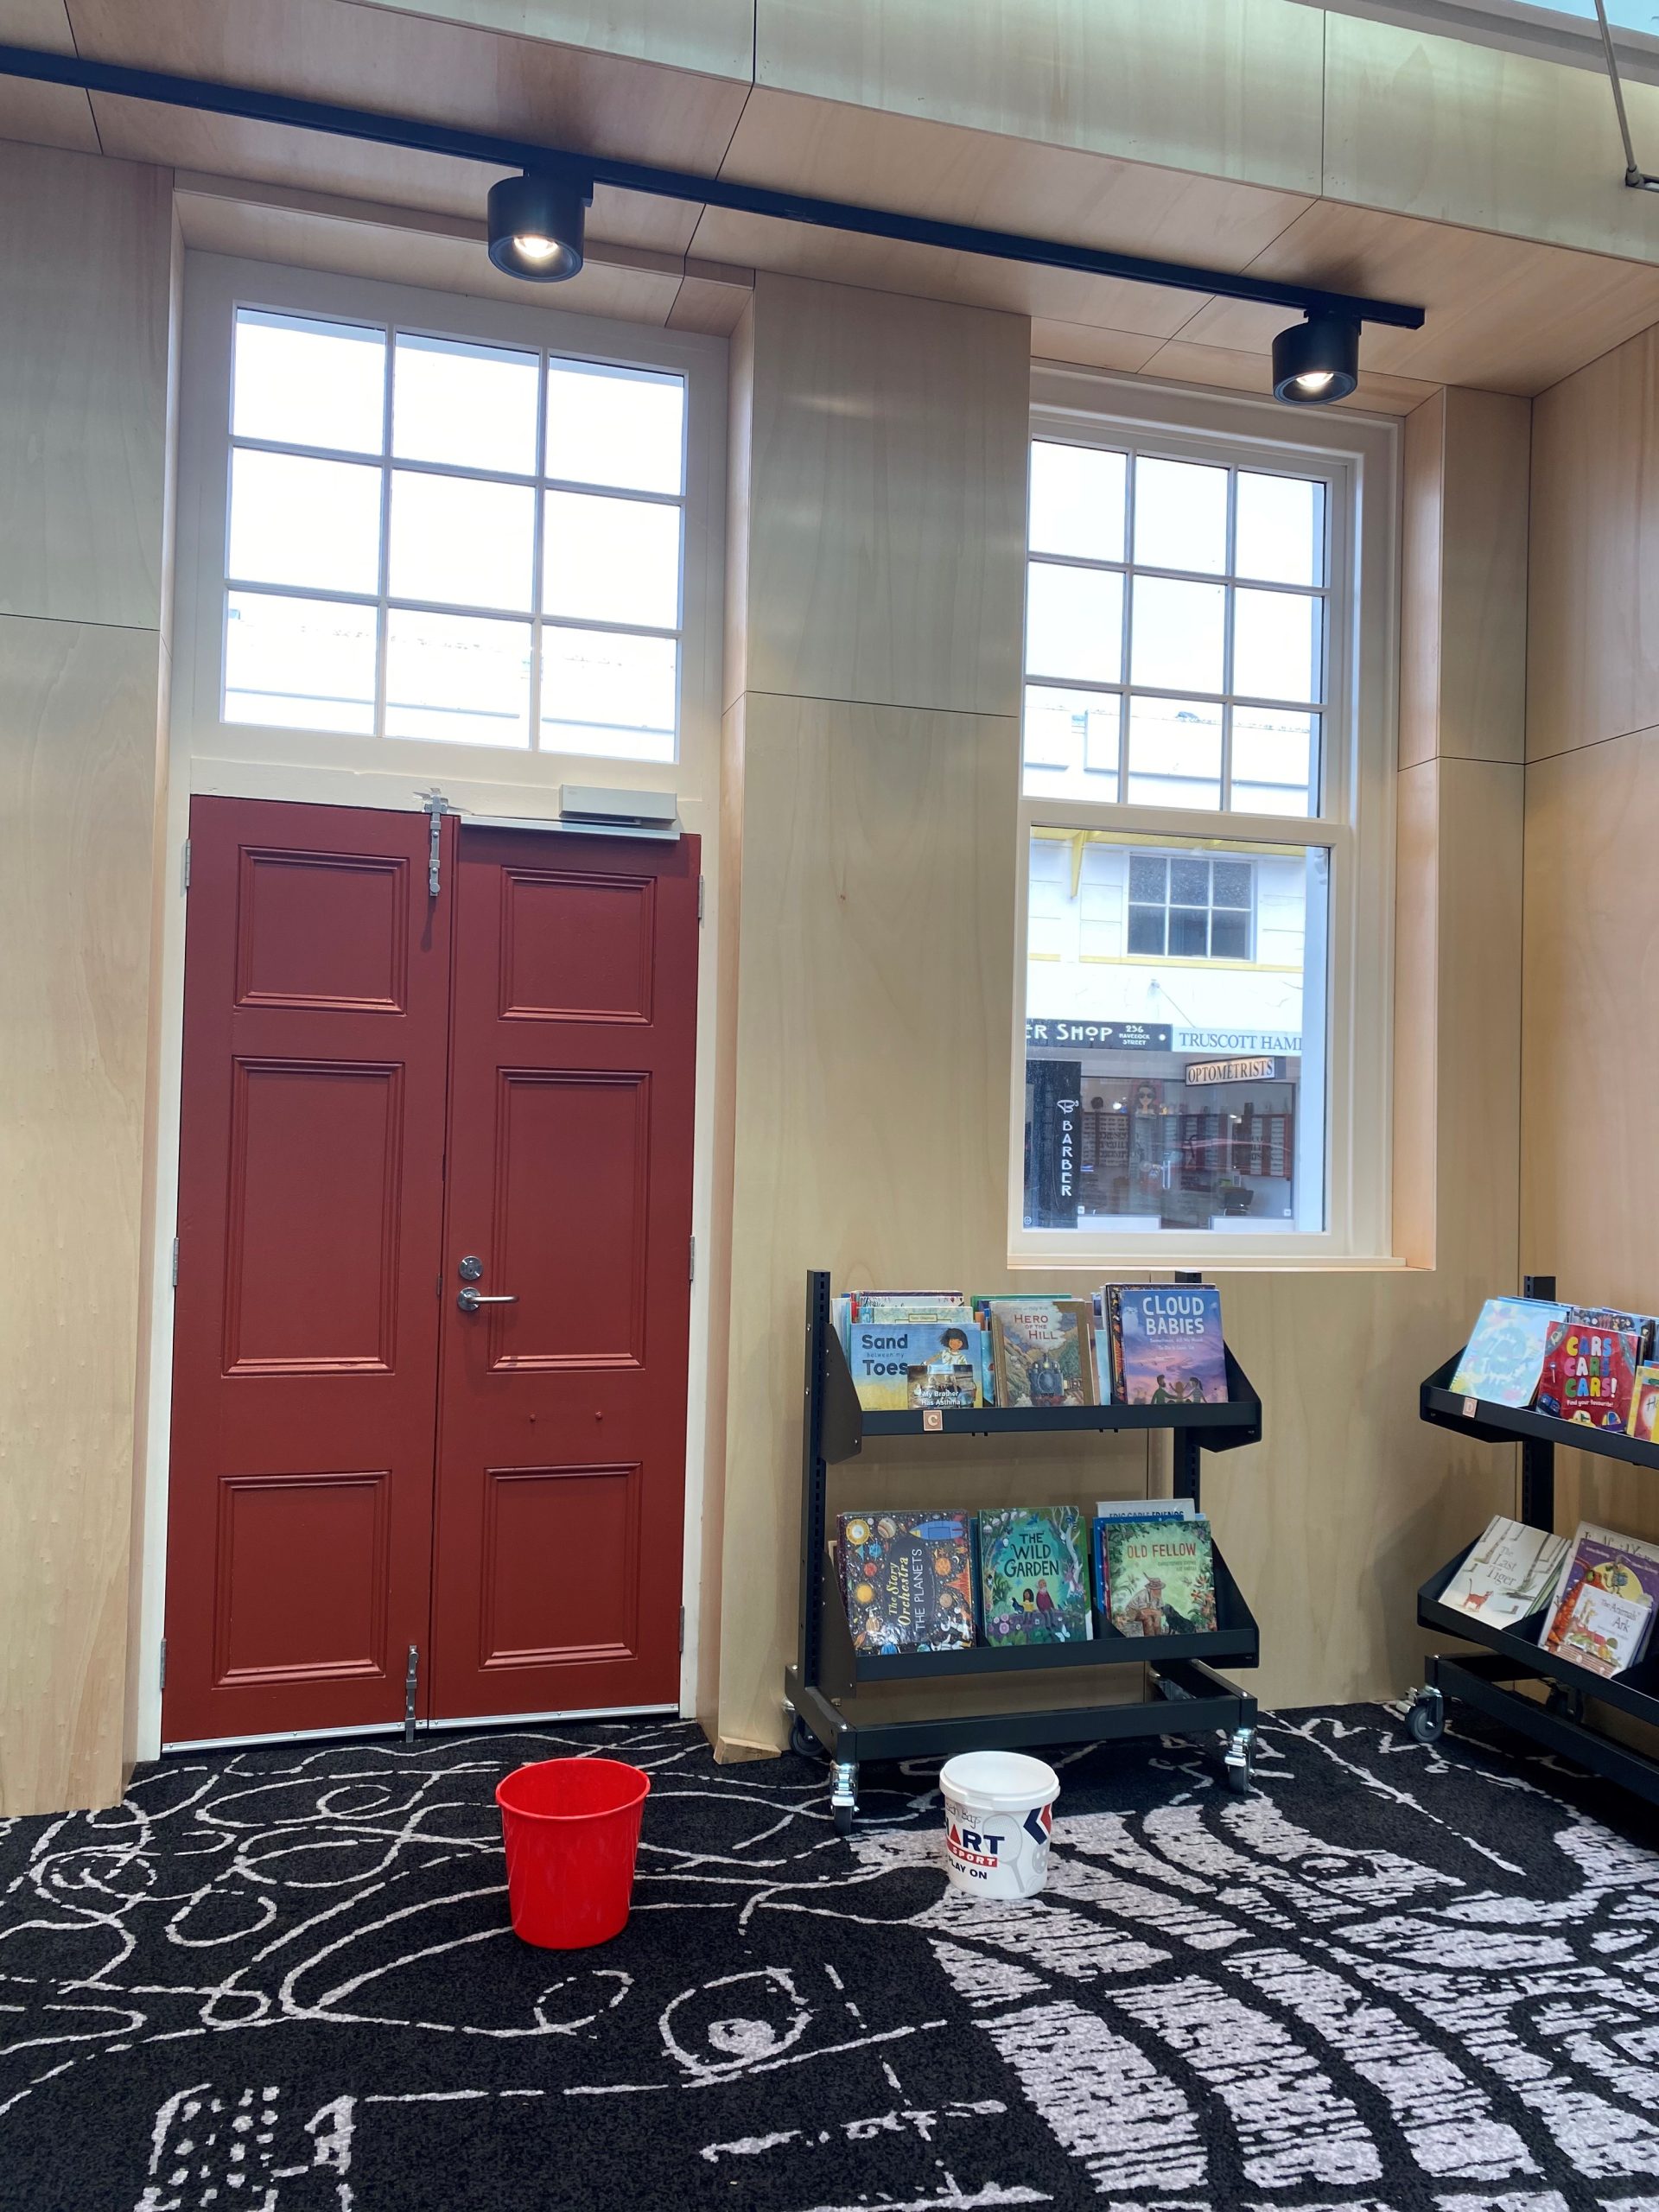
785 1270 1265 1830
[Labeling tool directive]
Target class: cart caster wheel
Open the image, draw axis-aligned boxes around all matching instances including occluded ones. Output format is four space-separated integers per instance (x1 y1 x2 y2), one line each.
1405 1687 1445 1745
1223 1726 1257 1794
830 1758 858 1836
789 1713 822 1760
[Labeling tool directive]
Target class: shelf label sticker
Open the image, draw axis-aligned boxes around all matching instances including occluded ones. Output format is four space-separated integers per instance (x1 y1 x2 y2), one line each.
923 1408 944 1433
1464 1395 1478 1419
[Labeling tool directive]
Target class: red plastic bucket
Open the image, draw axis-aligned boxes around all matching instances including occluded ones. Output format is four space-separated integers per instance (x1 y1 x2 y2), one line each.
495 1757 651 1949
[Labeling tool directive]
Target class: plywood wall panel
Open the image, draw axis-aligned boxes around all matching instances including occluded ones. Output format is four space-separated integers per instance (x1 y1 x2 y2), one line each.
740 275 1029 715
1323 14 1659 267
0 142 172 629
0 616 163 1815
1529 329 1659 762
754 0 1325 194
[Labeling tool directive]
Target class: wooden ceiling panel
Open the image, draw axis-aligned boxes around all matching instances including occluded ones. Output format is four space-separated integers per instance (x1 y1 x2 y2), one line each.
86 94 702 254
342 0 755 83
688 203 1219 341
62 0 749 168
0 0 98 151
1177 201 1659 396
717 85 1313 279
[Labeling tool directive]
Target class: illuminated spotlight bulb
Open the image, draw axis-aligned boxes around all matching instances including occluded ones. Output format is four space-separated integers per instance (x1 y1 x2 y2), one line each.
1271 313 1360 405
487 171 593 282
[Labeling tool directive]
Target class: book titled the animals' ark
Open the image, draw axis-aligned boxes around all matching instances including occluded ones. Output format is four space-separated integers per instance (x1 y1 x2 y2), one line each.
977 1506 1092 1644
837 1511 976 1655
1109 1286 1228 1405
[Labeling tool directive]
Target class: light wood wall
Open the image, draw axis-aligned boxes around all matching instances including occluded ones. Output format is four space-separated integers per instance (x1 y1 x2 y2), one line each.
713 269 1529 1756
1524 328 1659 1541
0 140 173 1815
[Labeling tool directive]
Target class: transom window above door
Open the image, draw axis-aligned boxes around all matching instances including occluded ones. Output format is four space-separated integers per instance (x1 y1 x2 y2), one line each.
1023 440 1328 816
221 308 688 760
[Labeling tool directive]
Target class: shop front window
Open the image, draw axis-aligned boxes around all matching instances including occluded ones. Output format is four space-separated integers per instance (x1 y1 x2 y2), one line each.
1023 829 1329 1236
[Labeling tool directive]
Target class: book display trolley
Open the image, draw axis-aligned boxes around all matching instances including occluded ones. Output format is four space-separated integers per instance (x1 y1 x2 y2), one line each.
1409 1273 1659 1808
785 1271 1265 1832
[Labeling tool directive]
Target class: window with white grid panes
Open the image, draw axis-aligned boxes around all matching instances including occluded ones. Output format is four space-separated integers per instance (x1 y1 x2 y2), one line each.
222 308 687 760
1023 440 1328 816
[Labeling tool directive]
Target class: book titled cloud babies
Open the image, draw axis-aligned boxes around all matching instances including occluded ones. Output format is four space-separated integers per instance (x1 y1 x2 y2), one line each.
1111 1286 1228 1405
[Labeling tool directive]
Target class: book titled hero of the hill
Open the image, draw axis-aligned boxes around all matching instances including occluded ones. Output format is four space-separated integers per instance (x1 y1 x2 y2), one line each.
837 1511 976 1655
1109 1286 1229 1405
978 1506 1093 1643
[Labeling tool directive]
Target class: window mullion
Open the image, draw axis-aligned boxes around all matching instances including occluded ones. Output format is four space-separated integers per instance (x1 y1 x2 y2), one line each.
1118 456 1135 804
1221 467 1237 811
372 324 395 741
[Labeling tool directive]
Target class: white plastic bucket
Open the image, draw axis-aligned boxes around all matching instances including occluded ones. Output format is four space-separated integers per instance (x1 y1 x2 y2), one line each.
938 1750 1060 1901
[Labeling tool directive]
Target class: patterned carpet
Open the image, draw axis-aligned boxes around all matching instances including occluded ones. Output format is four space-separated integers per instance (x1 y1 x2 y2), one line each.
4 1706 1659 2211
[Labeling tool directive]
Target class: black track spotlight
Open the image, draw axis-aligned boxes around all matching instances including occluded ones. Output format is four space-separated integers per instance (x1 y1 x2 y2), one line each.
486 170 593 281
1271 313 1361 405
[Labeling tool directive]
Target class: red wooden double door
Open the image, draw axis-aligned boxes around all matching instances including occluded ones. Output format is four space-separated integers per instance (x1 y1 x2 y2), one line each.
162 797 698 1745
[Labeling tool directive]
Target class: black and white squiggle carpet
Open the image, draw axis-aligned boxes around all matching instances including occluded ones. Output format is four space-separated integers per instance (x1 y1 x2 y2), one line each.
5 1706 1659 2211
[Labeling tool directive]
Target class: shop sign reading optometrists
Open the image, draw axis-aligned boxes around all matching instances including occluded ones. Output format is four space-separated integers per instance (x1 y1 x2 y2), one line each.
1185 1058 1277 1086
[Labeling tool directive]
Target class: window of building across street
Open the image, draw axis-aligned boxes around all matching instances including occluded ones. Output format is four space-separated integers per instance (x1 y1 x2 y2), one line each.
218 306 688 760
1014 373 1395 1263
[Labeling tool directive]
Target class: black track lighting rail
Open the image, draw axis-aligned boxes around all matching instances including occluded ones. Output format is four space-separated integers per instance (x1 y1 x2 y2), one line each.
0 43 1426 331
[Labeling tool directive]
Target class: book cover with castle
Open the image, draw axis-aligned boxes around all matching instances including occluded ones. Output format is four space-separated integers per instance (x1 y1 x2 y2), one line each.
977 1506 1092 1643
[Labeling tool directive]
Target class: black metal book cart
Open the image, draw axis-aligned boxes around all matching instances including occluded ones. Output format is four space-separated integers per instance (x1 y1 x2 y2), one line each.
785 1270 1265 1831
1408 1273 1659 1808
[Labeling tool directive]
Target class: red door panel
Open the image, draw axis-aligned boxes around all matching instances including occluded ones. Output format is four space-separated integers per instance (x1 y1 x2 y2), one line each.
163 798 454 1744
429 829 699 1719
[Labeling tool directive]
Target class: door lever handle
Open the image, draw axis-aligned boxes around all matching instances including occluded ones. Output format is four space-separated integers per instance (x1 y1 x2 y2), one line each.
457 1287 518 1313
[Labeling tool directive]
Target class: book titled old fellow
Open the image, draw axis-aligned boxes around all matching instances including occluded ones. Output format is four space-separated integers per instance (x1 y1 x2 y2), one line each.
1108 1286 1229 1405
977 1507 1092 1644
836 1511 976 1655
1102 1516 1218 1637
988 1300 1096 1408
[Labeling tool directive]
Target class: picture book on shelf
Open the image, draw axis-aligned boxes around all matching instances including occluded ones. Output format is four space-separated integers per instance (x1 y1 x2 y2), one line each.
843 1320 984 1411
1539 1522 1659 1680
836 1511 976 1655
836 1291 972 1334
1450 1297 1569 1408
1091 1499 1199 1613
989 1300 1096 1408
1535 1309 1654 1432
1439 1515 1570 1628
1107 1285 1228 1405
1630 1363 1659 1445
1100 1515 1218 1636
978 1506 1092 1643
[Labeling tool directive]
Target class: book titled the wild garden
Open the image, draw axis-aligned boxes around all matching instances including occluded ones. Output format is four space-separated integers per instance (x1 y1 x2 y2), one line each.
977 1506 1092 1643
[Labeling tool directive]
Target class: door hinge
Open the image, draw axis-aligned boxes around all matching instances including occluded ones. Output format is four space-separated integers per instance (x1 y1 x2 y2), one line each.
697 873 705 924
181 839 191 893
689 1233 696 1284
679 1606 686 1656
158 1638 167 1691
404 1644 419 1744
171 1236 179 1289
